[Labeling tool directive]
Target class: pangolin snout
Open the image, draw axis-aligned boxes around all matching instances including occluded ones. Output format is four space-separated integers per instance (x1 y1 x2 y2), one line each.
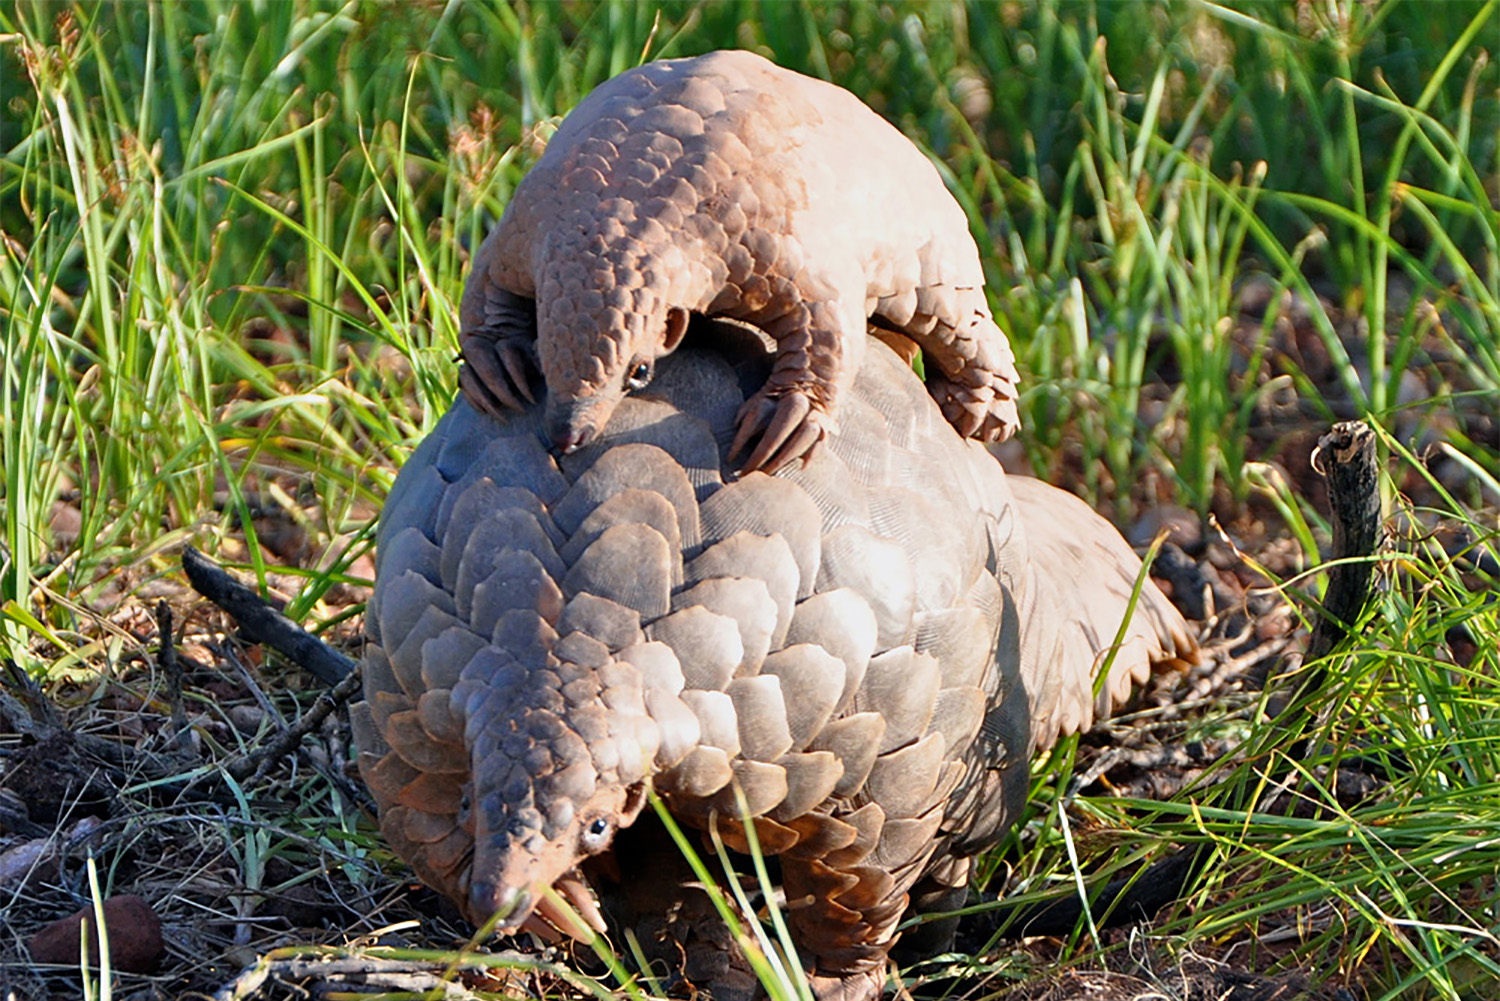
468 878 532 928
549 421 597 454
545 398 607 454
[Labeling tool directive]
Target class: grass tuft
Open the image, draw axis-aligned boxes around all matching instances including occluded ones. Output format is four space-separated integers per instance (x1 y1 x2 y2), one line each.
1 2 1496 998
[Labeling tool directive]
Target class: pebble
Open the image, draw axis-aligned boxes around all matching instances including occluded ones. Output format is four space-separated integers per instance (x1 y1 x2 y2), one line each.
0 817 102 892
229 704 266 734
1129 504 1203 552
26 893 164 972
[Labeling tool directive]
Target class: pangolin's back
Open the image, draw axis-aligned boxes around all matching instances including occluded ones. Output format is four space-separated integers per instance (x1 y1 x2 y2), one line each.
488 49 983 306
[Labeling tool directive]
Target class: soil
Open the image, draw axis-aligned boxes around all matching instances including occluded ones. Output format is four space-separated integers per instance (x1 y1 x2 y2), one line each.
2 278 1492 1000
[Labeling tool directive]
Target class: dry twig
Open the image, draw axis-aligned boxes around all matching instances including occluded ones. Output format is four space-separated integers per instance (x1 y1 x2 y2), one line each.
182 546 356 687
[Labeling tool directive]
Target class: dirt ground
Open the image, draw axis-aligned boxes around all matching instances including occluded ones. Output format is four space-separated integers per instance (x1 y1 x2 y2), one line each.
0 566 1351 1000
2 280 1489 1000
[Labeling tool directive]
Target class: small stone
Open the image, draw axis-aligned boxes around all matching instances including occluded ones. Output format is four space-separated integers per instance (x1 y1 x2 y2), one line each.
0 816 101 891
48 500 83 548
1129 504 1202 552
228 704 265 734
26 893 164 972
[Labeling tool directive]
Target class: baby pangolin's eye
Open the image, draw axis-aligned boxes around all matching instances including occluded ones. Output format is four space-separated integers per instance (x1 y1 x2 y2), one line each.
626 362 651 389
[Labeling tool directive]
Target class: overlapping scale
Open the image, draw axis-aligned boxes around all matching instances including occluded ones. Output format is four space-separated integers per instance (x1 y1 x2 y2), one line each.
355 331 1197 999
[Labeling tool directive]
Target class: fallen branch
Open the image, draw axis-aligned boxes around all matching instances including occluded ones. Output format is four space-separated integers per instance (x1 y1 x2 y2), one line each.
214 954 501 1001
181 546 363 784
1284 421 1382 717
211 946 546 1001
181 546 356 687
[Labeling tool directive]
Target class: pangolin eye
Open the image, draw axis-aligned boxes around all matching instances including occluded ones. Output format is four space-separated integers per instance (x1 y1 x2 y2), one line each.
625 362 651 390
580 816 612 853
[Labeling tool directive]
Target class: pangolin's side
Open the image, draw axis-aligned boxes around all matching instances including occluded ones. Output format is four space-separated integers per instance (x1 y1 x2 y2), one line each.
352 324 1195 1001
460 48 1020 472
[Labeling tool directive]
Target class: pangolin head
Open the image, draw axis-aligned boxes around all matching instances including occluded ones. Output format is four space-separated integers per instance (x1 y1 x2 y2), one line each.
535 260 691 454
452 646 660 935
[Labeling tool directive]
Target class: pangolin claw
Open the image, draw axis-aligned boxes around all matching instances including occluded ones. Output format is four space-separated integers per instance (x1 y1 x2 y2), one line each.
460 332 538 415
523 874 607 944
730 388 829 473
806 969 888 1001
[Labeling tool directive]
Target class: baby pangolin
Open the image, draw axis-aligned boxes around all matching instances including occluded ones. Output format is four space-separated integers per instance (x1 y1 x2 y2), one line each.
460 49 1021 473
354 322 1197 1001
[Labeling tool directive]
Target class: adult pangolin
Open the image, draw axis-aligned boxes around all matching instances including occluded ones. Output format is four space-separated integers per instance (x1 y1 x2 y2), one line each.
459 49 1020 473
353 320 1196 1001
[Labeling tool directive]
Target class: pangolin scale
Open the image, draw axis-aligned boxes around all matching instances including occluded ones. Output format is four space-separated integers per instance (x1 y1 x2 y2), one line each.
353 322 1196 1001
460 49 1021 472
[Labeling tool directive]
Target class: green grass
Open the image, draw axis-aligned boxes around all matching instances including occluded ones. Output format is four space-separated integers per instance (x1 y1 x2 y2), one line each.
2 1 1497 999
995 493 1500 997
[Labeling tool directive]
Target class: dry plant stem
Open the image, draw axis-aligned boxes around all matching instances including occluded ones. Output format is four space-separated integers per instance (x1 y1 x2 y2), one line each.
227 643 284 723
227 669 364 783
212 955 512 1001
1271 420 1380 768
158 600 192 752
181 546 356 687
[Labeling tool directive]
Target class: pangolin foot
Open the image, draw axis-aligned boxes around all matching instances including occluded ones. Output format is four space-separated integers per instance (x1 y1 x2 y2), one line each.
459 331 539 417
803 967 887 1001
729 387 833 474
927 375 1019 443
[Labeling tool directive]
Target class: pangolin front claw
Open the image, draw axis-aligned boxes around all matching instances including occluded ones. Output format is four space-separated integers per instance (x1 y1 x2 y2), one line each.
460 331 539 416
729 387 832 474
522 873 606 944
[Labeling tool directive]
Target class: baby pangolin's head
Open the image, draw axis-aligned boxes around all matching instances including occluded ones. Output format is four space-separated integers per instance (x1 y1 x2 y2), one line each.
536 298 690 453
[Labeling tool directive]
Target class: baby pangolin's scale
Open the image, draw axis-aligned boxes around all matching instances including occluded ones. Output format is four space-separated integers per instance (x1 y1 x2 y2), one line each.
460 49 1020 472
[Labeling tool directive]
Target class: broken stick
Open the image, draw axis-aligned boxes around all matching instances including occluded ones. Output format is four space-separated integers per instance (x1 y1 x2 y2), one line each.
181 546 355 687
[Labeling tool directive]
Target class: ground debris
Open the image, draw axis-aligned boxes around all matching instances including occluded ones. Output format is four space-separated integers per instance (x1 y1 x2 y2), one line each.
211 945 557 1001
978 954 1355 1001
